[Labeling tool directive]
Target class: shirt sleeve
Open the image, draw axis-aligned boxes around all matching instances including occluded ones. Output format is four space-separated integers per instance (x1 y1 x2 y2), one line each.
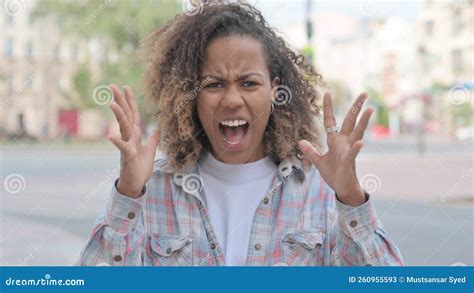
328 188 404 266
76 179 147 266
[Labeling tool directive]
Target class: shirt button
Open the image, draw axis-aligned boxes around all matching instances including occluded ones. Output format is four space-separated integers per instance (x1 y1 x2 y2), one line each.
166 247 172 254
127 212 135 219
113 255 122 262
254 243 262 251
210 243 216 250
350 220 358 227
263 197 269 204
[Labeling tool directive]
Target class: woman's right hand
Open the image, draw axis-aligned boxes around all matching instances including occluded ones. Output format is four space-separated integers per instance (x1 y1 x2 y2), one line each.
107 84 161 198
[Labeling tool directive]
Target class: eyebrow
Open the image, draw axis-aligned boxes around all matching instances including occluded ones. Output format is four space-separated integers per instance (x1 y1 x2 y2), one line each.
201 72 263 81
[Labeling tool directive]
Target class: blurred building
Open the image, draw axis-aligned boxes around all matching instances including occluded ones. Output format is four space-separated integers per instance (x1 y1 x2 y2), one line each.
0 0 110 140
416 0 474 134
283 12 418 135
418 0 473 89
281 0 472 137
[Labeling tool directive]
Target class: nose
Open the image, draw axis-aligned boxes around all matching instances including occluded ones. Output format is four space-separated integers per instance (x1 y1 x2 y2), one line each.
221 84 245 110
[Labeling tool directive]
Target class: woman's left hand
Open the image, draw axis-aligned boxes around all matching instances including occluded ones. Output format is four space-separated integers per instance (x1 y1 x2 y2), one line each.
298 92 373 207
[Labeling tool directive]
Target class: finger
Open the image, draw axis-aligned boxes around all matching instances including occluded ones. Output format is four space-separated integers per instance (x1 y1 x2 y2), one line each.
340 92 368 136
108 134 128 153
344 140 364 162
145 128 161 150
123 86 141 126
124 86 141 125
109 102 132 141
298 140 323 168
130 124 143 146
323 92 337 129
348 108 374 144
110 84 133 125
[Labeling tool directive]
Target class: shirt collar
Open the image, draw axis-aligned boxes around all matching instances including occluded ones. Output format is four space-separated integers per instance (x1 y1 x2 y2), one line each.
156 153 307 200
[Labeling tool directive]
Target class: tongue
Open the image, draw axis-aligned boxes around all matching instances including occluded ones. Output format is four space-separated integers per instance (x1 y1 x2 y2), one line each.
222 125 246 144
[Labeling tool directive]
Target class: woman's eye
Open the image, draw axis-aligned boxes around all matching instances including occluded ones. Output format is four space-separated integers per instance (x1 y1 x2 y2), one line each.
242 81 258 88
206 82 223 89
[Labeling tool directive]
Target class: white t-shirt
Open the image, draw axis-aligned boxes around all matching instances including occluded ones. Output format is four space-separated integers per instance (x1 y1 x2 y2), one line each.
198 152 277 266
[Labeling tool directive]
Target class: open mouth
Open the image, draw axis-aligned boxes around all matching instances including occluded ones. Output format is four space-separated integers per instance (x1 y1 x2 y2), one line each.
218 119 249 148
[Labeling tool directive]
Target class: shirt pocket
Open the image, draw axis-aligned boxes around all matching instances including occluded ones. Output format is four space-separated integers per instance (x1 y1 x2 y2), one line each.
280 230 325 266
145 234 193 266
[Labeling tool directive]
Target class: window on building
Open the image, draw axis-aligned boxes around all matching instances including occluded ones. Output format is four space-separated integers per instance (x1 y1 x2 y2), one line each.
6 74 14 96
425 21 434 36
452 9 464 34
6 15 14 25
452 49 464 73
26 40 33 59
71 44 79 62
54 42 61 61
56 75 61 91
5 38 14 57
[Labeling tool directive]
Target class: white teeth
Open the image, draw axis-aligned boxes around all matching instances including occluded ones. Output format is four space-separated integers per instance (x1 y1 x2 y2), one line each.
220 119 248 127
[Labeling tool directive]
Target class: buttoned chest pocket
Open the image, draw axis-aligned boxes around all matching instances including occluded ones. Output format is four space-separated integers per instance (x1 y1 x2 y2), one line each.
145 234 193 266
280 230 325 266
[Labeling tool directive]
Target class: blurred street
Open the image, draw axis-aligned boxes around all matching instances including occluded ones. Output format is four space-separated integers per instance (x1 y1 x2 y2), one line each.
1 137 472 266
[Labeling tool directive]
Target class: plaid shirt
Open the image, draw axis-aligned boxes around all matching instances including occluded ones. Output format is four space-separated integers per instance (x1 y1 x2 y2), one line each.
77 154 403 266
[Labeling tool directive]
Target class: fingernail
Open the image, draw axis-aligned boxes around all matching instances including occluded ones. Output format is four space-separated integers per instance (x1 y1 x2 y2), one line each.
298 140 310 150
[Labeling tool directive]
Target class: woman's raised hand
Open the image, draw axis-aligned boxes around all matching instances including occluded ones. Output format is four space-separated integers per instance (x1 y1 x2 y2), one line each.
298 92 374 207
107 84 161 198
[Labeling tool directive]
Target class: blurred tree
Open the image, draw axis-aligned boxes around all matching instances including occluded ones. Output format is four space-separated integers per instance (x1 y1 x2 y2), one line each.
72 65 93 109
33 0 180 122
365 87 389 127
451 101 473 128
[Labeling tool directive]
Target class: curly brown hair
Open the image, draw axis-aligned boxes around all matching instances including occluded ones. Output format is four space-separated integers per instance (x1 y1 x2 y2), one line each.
141 1 324 171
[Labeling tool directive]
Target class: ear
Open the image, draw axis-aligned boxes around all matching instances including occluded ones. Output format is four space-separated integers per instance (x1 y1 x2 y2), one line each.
271 76 280 87
270 77 280 103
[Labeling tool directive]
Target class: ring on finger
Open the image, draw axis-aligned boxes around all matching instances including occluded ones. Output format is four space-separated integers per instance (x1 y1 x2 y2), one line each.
325 125 339 134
